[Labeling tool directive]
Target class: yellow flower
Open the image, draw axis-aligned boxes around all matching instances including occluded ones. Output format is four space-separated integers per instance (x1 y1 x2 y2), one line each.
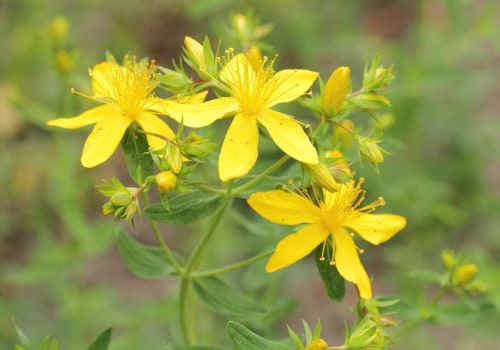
305 339 328 350
164 52 319 181
247 179 406 299
47 56 175 167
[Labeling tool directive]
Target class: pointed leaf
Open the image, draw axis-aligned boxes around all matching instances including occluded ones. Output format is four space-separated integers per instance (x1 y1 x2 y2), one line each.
315 245 345 302
117 230 182 278
226 321 290 350
120 128 153 184
13 320 32 349
193 276 267 318
86 328 112 350
145 191 226 224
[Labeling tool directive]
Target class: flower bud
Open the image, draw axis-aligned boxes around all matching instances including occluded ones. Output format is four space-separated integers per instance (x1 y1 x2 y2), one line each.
305 338 328 350
454 264 478 286
56 49 72 74
184 36 206 72
48 16 69 46
156 171 177 194
323 66 350 116
345 317 379 349
110 191 133 206
166 143 183 174
441 249 456 269
358 136 384 164
310 163 339 192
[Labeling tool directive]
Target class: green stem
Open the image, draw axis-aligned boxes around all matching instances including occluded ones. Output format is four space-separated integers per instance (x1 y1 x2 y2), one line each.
142 193 183 275
232 155 290 196
178 181 234 344
191 250 274 278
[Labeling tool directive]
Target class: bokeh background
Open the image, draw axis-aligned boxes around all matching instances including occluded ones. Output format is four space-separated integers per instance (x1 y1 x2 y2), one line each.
1 0 499 349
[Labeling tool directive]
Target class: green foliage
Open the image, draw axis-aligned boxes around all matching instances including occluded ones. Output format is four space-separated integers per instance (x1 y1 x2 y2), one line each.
121 128 154 184
145 191 226 224
314 245 346 302
86 328 112 350
193 277 268 318
117 230 182 278
226 321 289 350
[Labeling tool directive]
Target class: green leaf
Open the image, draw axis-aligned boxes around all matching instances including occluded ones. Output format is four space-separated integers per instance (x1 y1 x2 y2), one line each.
117 230 182 278
226 321 289 350
145 191 226 224
193 276 268 318
315 245 345 302
120 128 153 184
86 328 112 350
13 320 32 350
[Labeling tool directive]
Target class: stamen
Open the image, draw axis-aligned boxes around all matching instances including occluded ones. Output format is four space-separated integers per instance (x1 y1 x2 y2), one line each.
319 241 327 261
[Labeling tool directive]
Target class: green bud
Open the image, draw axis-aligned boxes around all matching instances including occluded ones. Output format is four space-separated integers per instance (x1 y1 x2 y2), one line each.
110 191 133 206
345 317 379 349
358 136 385 164
167 143 183 174
441 249 456 269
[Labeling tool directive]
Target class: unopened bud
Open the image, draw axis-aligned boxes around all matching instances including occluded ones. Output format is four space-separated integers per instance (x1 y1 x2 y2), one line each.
156 171 177 194
454 264 478 286
305 338 328 350
323 66 350 116
441 249 456 269
167 144 183 174
310 163 339 192
48 16 69 45
56 49 72 74
110 191 133 206
184 36 206 71
358 136 384 164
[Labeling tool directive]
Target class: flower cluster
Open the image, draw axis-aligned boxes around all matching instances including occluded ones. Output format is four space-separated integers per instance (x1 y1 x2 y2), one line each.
47 34 405 300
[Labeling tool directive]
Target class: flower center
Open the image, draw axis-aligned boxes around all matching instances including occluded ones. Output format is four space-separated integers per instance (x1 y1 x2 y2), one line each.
97 56 158 119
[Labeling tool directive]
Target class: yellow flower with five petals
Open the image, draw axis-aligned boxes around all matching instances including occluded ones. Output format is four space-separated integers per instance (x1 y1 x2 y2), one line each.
165 51 319 181
47 56 176 167
247 179 406 299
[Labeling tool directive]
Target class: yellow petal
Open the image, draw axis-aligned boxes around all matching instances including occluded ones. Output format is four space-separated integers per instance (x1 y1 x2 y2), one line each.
81 112 131 167
47 105 112 129
345 214 406 245
218 113 258 181
136 112 176 151
265 69 318 107
157 98 238 128
266 223 329 272
220 54 254 86
334 228 372 299
258 109 318 164
248 190 322 225
91 61 122 99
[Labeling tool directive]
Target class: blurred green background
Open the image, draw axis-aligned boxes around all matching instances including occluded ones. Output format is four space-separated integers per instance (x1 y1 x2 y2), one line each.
1 0 499 349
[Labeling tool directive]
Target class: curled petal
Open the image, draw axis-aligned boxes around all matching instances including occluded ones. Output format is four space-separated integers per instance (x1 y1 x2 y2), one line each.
218 113 258 181
248 190 322 225
81 112 131 167
334 228 372 299
266 223 329 272
345 214 406 245
136 112 176 151
258 109 318 164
